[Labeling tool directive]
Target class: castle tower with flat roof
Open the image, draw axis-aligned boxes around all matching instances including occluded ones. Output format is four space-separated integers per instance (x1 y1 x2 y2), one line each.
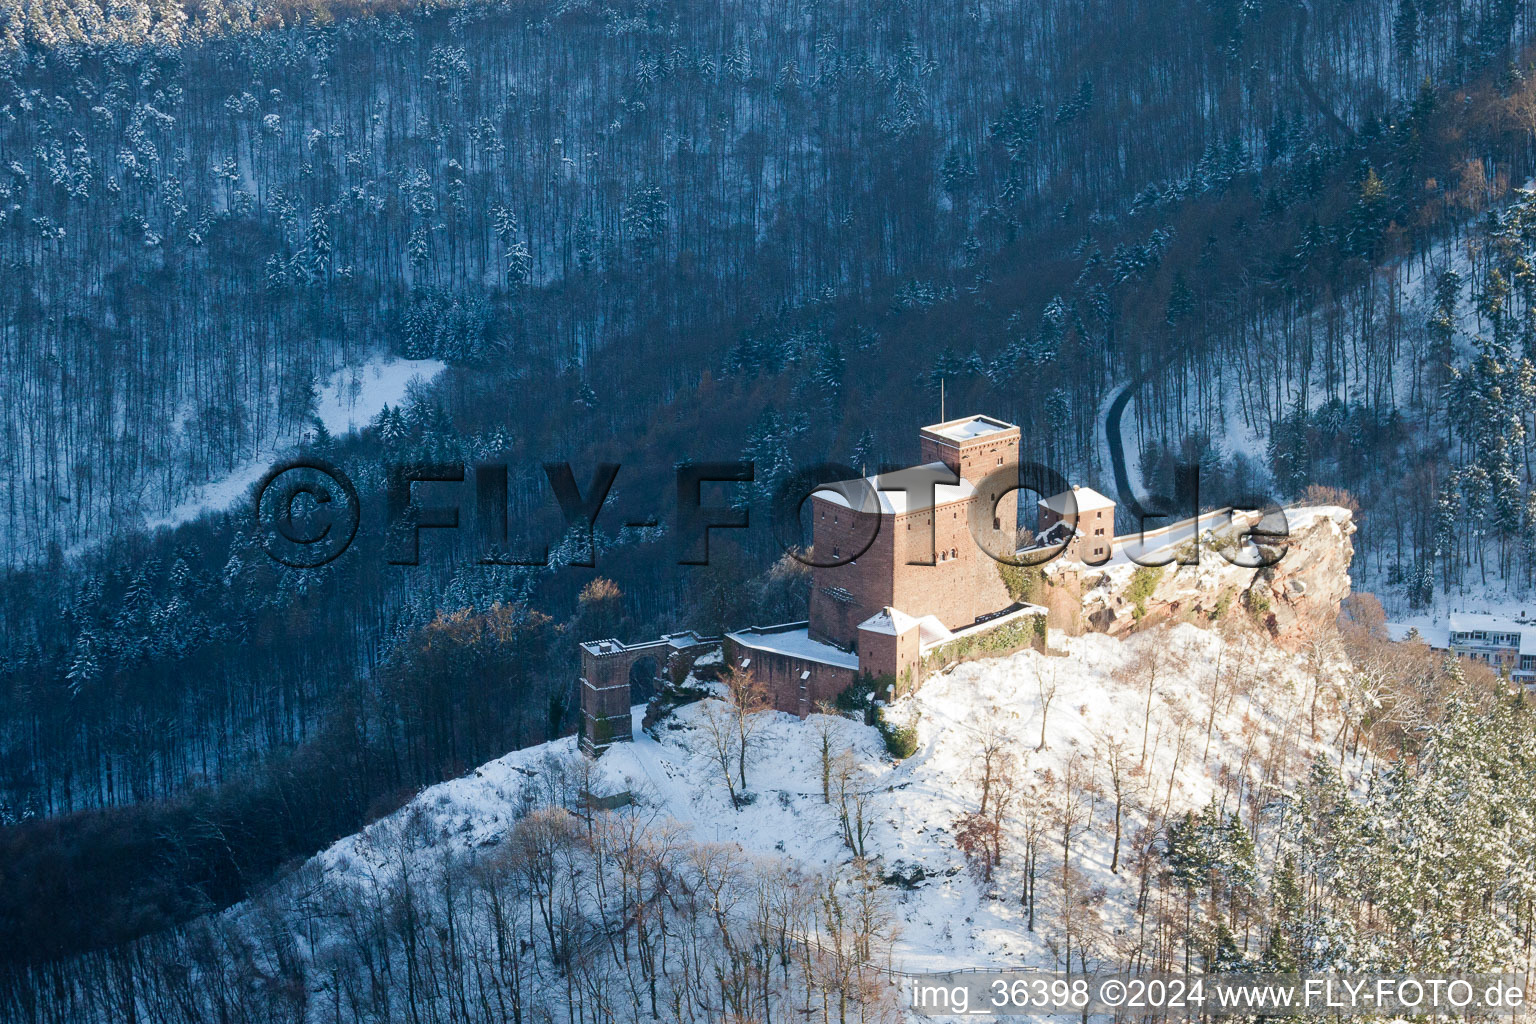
919 414 1021 553
806 415 1020 653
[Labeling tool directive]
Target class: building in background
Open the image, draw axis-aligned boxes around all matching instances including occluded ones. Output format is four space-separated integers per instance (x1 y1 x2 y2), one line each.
1034 485 1116 563
1387 611 1536 683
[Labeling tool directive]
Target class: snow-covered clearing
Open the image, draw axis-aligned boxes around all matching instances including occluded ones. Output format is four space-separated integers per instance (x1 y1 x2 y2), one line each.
141 356 443 533
313 357 444 437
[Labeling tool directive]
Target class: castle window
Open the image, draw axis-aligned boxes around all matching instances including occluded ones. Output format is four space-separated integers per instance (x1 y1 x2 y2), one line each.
994 517 1001 531
950 547 957 559
997 457 1003 465
833 546 840 557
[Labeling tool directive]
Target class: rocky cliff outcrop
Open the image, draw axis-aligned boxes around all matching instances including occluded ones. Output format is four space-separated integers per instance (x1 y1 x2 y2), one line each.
1049 506 1355 649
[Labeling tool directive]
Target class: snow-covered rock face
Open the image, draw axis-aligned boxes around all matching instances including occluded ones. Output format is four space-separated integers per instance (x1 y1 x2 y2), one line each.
1067 506 1355 649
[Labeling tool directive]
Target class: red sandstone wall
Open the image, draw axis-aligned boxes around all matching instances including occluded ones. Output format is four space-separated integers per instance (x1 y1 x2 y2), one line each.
1080 506 1113 561
1038 504 1114 562
813 494 1017 642
579 648 636 751
858 626 923 692
857 628 899 678
890 500 1013 632
808 496 893 648
920 428 1020 547
810 423 1023 650
919 429 1019 488
1039 505 1062 535
724 637 857 716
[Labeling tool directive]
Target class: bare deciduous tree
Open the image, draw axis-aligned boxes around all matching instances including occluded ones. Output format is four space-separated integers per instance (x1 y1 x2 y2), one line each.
698 699 743 808
972 719 1012 817
1035 659 1060 751
1100 735 1131 873
831 751 874 857
1116 629 1182 768
723 667 772 793
811 701 842 804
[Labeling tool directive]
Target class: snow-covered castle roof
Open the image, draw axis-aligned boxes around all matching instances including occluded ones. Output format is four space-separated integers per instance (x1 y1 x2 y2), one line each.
1039 485 1115 515
813 462 975 515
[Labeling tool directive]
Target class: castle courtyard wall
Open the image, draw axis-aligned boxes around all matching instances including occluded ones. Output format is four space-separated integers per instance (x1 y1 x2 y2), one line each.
722 636 857 716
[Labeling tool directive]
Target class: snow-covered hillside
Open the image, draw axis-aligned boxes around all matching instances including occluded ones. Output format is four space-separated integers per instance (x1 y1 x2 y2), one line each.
46 595 1536 1024
262 618 1343 999
24 590 1536 1024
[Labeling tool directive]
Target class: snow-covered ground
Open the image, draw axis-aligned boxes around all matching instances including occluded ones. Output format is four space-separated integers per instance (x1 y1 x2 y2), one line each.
313 357 444 436
141 356 443 533
294 620 1340 975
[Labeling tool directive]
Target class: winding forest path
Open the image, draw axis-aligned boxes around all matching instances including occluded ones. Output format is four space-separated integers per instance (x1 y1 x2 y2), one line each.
1104 376 1151 520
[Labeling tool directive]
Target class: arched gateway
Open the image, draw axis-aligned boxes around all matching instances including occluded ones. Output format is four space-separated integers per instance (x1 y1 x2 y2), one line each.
578 632 719 754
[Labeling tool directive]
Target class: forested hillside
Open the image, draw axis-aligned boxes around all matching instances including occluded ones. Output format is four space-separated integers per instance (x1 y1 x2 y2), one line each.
5 613 1528 1024
0 0 1521 563
2 0 1536 978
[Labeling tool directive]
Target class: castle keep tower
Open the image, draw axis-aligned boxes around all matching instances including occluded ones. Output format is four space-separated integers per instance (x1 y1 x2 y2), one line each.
806 415 1021 653
919 416 1020 495
579 413 1047 755
919 414 1021 556
578 640 635 754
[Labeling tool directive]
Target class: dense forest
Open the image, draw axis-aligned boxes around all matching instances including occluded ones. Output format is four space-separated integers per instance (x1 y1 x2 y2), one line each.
0 0 1498 565
3 0 1536 989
